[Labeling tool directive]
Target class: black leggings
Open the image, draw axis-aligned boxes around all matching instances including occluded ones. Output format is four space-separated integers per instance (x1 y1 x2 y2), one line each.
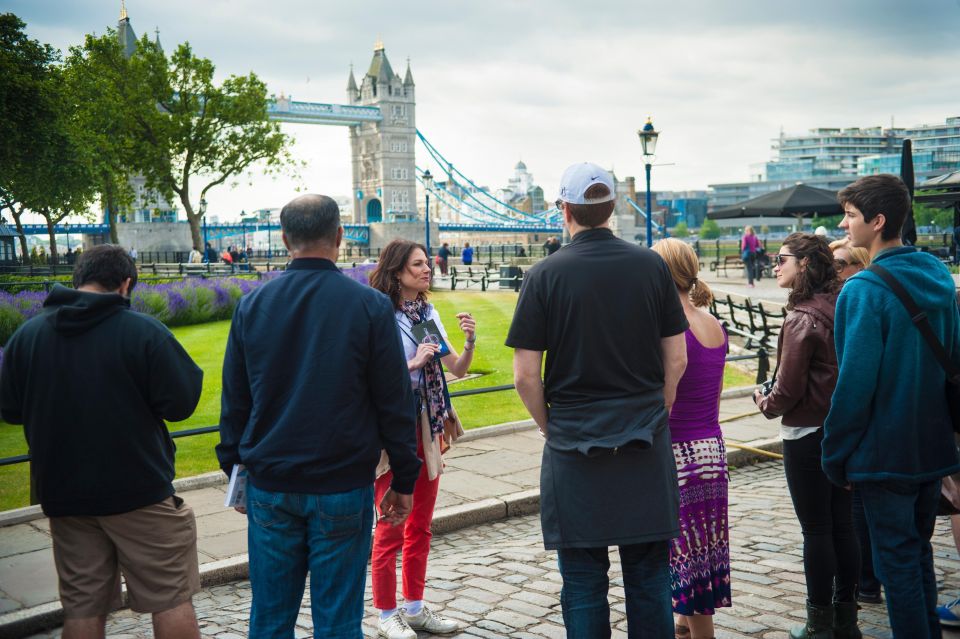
782 429 860 605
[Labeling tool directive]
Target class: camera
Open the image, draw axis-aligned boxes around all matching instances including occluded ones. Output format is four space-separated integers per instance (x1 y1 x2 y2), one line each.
759 379 775 396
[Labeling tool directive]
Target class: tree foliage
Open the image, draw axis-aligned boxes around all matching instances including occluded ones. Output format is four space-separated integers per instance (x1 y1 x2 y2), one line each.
699 218 721 239
80 36 296 249
671 221 690 238
0 14 98 263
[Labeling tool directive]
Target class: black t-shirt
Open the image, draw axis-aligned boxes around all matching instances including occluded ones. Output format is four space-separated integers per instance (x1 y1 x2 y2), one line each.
506 228 687 409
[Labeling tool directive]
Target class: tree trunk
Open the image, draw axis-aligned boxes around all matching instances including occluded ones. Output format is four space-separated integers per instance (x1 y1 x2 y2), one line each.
104 179 119 244
180 191 202 251
9 207 29 264
44 215 59 266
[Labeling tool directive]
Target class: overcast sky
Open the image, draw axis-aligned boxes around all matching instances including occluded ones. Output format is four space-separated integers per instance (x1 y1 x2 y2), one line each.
9 0 960 221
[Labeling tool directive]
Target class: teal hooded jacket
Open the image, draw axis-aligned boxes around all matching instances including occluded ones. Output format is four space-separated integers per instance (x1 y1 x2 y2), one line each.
822 246 960 486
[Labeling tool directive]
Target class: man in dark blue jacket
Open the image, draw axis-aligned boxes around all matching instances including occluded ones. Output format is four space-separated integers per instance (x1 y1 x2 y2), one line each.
217 193 420 638
823 174 960 638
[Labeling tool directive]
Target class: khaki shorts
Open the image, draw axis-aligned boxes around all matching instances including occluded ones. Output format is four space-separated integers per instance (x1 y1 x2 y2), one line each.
50 496 200 618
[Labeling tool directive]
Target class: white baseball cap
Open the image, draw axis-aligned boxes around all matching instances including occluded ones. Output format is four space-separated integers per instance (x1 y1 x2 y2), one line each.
557 162 616 205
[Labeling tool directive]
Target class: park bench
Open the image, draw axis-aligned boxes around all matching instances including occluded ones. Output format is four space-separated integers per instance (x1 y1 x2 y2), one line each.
450 266 489 291
710 294 784 349
714 255 745 277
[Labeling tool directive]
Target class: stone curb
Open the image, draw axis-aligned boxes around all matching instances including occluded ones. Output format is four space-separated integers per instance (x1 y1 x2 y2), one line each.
0 434 781 638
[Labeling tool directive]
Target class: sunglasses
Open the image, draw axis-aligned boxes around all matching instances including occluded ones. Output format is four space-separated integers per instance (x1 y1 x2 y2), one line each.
773 253 797 266
833 258 860 270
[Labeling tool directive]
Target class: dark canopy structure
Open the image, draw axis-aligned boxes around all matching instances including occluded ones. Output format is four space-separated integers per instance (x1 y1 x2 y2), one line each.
916 171 960 205
708 184 842 220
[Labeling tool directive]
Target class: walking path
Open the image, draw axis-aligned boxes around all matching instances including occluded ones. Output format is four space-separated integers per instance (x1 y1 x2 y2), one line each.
20 461 960 639
0 394 779 637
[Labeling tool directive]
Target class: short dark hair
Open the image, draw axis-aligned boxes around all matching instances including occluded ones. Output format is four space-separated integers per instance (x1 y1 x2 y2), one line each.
73 244 138 291
838 174 911 241
567 183 615 227
280 194 341 249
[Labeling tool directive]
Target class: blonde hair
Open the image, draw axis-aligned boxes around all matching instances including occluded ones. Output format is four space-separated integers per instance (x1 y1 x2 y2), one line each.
828 237 871 267
744 225 755 235
652 238 713 308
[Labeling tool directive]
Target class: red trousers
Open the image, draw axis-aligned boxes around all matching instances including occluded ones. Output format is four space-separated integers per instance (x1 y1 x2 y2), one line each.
371 438 440 610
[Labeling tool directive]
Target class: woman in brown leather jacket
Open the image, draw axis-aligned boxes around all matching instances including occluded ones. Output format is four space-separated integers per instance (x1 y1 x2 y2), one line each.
753 233 860 639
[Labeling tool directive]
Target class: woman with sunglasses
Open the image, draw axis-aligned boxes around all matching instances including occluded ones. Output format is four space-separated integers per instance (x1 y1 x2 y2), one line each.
829 238 870 282
754 233 860 639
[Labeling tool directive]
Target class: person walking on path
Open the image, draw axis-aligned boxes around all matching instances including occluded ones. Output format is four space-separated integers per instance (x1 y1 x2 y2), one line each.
216 194 421 639
437 242 451 275
829 238 881 606
367 239 476 639
508 162 688 638
754 232 858 639
653 239 731 639
461 242 473 266
741 226 760 287
822 175 960 639
0 244 205 639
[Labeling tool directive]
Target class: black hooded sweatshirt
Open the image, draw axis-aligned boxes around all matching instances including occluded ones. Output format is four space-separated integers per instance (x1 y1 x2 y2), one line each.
0 285 203 517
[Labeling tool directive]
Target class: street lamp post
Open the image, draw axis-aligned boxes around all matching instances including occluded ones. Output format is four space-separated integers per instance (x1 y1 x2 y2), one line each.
637 116 660 248
422 169 434 258
64 223 70 252
200 198 208 254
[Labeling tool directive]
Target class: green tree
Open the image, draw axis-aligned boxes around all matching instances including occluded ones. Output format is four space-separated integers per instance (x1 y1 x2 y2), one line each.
0 13 58 258
671 221 689 238
0 14 97 264
85 36 296 249
699 218 721 239
64 31 139 244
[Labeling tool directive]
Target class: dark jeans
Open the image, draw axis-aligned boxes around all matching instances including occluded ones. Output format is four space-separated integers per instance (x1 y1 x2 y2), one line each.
745 254 756 285
851 487 881 595
782 429 859 605
246 483 374 639
557 542 672 639
859 479 941 639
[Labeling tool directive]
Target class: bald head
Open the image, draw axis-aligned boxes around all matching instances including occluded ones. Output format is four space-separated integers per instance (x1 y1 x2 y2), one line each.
280 194 341 250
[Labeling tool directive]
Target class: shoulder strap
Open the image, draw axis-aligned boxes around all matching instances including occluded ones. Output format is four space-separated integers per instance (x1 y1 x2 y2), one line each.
867 263 960 380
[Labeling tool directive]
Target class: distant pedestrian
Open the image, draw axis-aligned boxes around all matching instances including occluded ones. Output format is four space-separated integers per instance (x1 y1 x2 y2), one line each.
755 232 857 638
204 242 217 263
740 226 759 287
508 163 688 637
129 246 138 261
461 242 473 266
823 174 960 638
653 238 731 639
368 239 476 638
437 243 450 275
188 246 202 264
0 245 204 639
217 194 421 638
543 236 561 255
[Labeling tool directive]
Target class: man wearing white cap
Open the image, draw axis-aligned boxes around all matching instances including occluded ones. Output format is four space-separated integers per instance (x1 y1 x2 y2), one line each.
506 162 688 638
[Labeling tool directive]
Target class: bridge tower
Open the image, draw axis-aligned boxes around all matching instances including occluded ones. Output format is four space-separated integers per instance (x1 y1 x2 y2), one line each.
347 40 417 223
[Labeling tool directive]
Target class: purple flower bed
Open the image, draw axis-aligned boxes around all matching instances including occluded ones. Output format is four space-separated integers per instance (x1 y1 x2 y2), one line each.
0 265 375 343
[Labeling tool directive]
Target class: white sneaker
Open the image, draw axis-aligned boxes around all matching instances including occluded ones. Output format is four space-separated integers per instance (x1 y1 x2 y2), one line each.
378 610 417 639
402 605 460 634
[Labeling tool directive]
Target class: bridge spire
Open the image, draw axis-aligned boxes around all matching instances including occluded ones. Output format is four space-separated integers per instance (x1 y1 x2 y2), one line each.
373 35 384 52
404 58 414 86
120 0 128 20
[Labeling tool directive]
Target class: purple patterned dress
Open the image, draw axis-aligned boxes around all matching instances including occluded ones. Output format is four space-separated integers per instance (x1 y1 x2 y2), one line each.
668 327 732 616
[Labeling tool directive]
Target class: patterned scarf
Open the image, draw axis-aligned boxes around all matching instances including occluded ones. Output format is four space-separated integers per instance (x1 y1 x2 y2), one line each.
400 297 447 437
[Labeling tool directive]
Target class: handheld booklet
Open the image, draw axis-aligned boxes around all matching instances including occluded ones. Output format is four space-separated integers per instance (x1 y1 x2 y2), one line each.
411 319 451 359
224 464 248 508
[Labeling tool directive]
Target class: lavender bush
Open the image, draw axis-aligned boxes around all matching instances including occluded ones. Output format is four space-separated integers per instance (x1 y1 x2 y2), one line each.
0 265 374 343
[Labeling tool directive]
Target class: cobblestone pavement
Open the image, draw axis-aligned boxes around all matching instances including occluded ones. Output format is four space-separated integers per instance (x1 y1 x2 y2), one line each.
24 461 960 638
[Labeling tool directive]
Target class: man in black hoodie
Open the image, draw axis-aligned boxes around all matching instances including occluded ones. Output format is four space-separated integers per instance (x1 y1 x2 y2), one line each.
0 245 204 639
217 194 420 638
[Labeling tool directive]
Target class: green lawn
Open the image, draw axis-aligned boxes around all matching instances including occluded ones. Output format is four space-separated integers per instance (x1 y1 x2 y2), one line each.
0 290 756 511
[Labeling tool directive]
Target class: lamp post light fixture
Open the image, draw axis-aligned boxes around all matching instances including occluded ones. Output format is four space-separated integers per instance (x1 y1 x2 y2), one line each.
637 116 660 247
422 169 434 259
64 222 70 252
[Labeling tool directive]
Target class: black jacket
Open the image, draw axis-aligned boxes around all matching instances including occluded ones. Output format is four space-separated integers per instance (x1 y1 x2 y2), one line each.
0 286 203 516
216 258 420 495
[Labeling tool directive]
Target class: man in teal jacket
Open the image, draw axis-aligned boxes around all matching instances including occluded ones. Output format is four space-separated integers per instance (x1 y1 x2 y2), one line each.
822 174 960 638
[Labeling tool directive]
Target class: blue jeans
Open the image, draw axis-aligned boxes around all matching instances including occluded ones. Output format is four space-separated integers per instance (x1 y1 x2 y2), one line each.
859 479 941 639
557 542 672 639
246 483 374 639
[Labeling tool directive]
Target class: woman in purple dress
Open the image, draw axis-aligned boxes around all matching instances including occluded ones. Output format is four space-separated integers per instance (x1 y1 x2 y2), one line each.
653 239 731 639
